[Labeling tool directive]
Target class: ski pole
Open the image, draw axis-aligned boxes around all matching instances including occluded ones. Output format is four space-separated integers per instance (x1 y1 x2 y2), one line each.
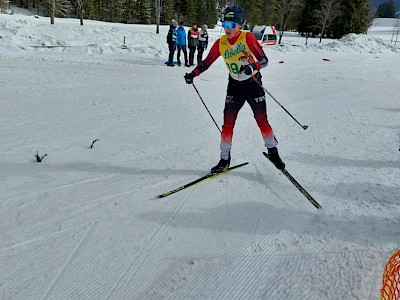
191 83 221 133
251 75 308 130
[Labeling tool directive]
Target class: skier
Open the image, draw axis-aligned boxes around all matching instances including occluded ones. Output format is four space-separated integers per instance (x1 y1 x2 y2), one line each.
187 23 199 66
197 24 208 66
166 20 178 67
176 21 189 67
184 6 285 173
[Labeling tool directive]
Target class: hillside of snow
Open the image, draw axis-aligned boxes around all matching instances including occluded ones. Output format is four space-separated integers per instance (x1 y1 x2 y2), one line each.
0 13 398 62
0 12 399 300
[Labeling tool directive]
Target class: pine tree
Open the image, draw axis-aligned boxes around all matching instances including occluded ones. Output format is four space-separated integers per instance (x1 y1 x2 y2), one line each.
55 0 72 17
376 0 396 18
137 0 151 24
123 0 137 23
186 0 197 24
112 0 126 22
332 0 373 38
204 0 218 28
0 0 8 13
240 0 264 26
197 0 207 24
89 0 107 20
174 0 187 22
190 0 218 28
161 0 174 24
298 0 320 35
262 0 280 26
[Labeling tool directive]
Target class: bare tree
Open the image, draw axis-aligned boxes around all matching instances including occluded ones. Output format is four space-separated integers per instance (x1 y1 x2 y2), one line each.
76 0 84 25
391 18 400 47
49 0 55 24
314 0 340 43
275 0 304 45
155 0 161 34
45 0 73 25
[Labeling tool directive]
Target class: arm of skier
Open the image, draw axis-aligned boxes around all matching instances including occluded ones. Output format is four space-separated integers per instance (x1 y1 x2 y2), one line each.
184 39 220 84
246 32 268 70
193 39 220 75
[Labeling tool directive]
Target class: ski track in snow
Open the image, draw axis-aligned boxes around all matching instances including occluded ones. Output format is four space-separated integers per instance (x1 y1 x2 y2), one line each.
40 222 97 300
107 188 195 299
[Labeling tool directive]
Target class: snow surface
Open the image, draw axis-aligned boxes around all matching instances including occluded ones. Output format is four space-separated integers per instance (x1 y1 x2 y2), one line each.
368 18 400 45
0 11 399 300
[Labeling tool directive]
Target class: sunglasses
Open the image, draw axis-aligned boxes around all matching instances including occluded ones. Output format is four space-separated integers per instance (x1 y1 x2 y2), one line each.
222 21 236 29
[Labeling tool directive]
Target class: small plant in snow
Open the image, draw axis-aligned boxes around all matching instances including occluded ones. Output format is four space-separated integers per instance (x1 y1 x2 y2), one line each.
35 151 47 162
90 139 99 148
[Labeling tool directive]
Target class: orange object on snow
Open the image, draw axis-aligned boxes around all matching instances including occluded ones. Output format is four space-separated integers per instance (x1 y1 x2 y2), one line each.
380 250 400 300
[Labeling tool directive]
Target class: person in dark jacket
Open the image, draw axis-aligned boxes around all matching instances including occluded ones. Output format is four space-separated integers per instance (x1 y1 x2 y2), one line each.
176 21 189 67
166 20 178 67
187 23 199 66
197 24 208 66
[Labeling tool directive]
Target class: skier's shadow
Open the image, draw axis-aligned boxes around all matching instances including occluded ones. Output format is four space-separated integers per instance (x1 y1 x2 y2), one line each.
375 107 400 113
137 200 400 246
290 152 400 169
0 161 268 186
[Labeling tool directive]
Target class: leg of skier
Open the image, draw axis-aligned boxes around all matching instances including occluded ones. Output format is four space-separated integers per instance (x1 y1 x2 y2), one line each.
211 93 246 174
246 79 285 169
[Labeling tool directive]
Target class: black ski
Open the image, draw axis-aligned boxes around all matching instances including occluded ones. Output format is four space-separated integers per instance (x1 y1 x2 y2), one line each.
263 152 322 210
156 162 249 198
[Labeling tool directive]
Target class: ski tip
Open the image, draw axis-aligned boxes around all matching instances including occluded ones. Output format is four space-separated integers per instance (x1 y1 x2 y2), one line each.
236 162 249 167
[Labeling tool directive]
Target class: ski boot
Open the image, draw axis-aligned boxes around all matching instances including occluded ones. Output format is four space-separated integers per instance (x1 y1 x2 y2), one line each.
268 147 285 170
211 156 230 174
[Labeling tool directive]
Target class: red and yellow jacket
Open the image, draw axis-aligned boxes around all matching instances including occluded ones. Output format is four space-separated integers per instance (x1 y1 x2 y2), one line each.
193 30 268 81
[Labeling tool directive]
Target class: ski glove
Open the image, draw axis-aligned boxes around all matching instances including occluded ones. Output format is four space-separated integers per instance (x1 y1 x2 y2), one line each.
184 72 195 84
239 63 257 75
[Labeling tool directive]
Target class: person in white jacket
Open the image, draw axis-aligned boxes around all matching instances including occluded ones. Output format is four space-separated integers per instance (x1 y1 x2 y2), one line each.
197 24 208 66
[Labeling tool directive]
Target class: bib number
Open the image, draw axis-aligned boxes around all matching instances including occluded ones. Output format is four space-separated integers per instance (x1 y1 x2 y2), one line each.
226 62 240 75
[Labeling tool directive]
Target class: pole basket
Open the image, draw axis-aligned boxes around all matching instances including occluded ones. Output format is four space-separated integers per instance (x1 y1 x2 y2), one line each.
381 250 400 300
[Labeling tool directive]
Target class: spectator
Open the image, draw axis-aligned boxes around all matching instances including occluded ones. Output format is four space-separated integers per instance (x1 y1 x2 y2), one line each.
176 21 189 67
166 20 178 67
187 23 199 66
197 24 208 66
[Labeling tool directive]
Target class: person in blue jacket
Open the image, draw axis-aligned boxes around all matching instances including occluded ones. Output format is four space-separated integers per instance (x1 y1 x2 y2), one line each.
176 21 189 67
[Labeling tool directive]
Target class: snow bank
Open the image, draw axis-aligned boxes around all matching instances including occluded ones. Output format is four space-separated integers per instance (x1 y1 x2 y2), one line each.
271 33 396 54
0 13 397 63
370 18 400 31
0 14 168 61
324 33 395 53
367 18 400 46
